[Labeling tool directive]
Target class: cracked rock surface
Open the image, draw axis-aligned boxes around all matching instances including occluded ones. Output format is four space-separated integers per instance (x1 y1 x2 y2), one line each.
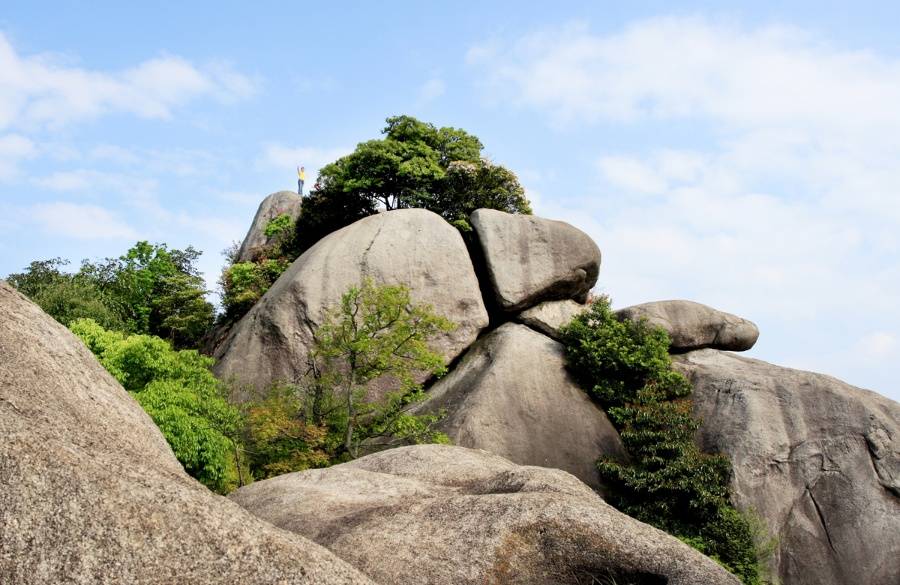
213 209 489 394
0 282 375 585
676 349 900 585
230 444 740 585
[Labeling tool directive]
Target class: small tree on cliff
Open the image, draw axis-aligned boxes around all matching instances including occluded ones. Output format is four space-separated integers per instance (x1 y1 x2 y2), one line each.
312 278 454 459
241 279 454 477
291 115 532 255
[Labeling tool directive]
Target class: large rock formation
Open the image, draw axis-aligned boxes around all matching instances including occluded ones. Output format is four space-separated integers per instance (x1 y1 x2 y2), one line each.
676 349 900 585
0 282 375 585
236 190 303 262
230 444 740 585
414 323 624 489
516 299 586 340
213 209 489 392
471 208 601 312
617 300 759 352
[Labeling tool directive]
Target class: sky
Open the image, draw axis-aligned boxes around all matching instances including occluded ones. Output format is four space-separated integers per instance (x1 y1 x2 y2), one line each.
1 2 898 402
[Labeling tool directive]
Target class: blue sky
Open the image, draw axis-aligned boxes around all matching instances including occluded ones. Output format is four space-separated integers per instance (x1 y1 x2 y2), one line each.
1 2 898 401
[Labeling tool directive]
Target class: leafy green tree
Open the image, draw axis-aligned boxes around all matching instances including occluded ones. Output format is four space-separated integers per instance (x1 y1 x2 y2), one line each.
69 318 243 493
559 297 770 585
240 280 453 478
79 241 214 347
7 259 125 330
313 279 454 458
291 115 531 255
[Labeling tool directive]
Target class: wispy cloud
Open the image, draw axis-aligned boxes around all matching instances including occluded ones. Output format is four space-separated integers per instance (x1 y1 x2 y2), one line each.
470 17 900 394
31 202 137 239
257 143 353 177
0 133 36 179
418 77 446 103
0 32 258 131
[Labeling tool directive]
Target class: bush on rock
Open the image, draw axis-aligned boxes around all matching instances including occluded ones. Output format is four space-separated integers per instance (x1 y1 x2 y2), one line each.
559 296 771 585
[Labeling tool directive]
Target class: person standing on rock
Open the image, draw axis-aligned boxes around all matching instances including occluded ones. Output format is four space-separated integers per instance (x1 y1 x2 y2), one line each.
297 165 306 195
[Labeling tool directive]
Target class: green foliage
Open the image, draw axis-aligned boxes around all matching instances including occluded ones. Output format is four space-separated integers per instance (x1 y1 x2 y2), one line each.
7 242 214 349
290 115 532 255
7 259 125 330
220 258 289 318
240 279 453 478
560 297 770 585
69 318 242 493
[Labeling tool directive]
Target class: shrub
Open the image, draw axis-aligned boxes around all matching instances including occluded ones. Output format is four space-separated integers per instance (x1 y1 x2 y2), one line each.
69 318 242 493
220 258 289 318
559 297 769 585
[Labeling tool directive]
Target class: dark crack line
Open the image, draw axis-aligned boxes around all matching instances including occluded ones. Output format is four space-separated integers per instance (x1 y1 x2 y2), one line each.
806 487 838 555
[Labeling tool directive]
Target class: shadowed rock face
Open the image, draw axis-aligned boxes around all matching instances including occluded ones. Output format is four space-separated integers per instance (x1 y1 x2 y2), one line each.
230 444 740 585
471 208 601 312
676 349 900 585
414 323 624 489
236 190 303 263
617 300 759 352
213 209 489 393
0 282 375 585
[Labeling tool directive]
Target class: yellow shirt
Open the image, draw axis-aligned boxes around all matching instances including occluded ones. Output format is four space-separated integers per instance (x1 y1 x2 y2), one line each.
298 169 306 181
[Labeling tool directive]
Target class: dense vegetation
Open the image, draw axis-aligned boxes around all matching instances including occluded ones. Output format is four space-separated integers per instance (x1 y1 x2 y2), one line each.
8 242 214 348
242 279 452 477
290 115 532 256
219 213 295 318
69 318 242 493
559 297 773 585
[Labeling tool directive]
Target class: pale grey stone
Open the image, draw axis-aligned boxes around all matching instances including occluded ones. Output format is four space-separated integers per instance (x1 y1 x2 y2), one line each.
516 299 586 340
617 299 759 351
676 349 900 585
230 444 740 585
214 209 489 393
414 323 625 489
470 208 601 312
0 282 375 585
236 190 303 262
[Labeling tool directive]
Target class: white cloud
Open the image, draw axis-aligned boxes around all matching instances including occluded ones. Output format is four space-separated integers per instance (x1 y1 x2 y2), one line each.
33 169 157 194
596 156 666 194
0 133 36 179
472 17 900 398
418 77 446 103
31 202 137 239
467 18 900 132
257 144 353 177
0 32 258 131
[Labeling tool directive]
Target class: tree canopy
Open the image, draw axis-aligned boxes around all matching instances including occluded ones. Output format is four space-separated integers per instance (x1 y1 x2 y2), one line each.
291 115 532 255
7 241 214 349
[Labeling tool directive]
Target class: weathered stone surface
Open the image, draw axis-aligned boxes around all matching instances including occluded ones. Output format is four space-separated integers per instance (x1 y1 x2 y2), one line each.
236 190 303 262
617 300 759 352
414 323 624 489
516 299 585 340
0 282 375 585
214 209 489 392
676 349 900 585
231 444 740 585
470 208 601 312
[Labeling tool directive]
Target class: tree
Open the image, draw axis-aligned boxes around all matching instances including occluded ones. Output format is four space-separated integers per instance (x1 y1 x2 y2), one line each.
79 241 214 347
6 258 124 330
291 115 532 255
240 279 454 478
69 318 243 493
313 279 455 458
558 297 770 585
